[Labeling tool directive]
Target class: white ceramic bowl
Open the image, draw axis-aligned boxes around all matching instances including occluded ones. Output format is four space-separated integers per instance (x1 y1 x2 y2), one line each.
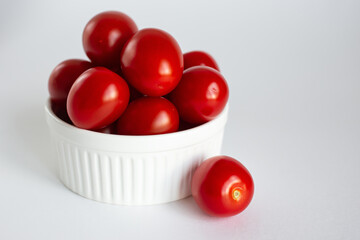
45 100 228 205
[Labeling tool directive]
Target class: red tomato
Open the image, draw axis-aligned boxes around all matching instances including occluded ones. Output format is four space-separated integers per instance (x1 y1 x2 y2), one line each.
83 11 138 68
169 66 229 124
67 67 129 130
116 97 179 135
191 156 254 217
120 28 183 96
48 59 93 102
183 51 220 71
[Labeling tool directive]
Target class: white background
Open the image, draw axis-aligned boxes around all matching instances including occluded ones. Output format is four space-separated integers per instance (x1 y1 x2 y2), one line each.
1 0 359 239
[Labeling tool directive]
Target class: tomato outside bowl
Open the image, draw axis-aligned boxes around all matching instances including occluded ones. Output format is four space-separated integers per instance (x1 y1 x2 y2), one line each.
45 99 228 205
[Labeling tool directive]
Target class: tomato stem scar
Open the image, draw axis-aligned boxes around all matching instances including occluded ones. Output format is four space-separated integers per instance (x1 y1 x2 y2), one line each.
232 187 241 201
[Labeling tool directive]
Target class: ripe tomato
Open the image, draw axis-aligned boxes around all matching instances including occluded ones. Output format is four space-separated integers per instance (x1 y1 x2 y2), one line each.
116 97 179 135
83 11 138 68
120 28 183 96
191 156 254 217
48 59 93 102
169 66 229 124
183 51 220 71
67 67 129 130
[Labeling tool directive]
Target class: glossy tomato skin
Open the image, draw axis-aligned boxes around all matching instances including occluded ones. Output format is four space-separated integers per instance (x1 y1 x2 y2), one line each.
120 28 183 96
67 67 129 130
192 156 254 217
103 66 143 101
83 11 138 68
183 51 220 71
169 66 229 124
116 97 179 135
48 59 93 102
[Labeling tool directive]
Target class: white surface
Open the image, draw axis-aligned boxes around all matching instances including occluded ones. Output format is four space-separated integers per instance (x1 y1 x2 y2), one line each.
0 0 359 239
45 102 226 205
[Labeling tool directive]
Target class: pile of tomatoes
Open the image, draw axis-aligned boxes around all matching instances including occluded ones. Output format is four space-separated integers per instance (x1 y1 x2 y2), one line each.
48 11 229 135
48 11 254 217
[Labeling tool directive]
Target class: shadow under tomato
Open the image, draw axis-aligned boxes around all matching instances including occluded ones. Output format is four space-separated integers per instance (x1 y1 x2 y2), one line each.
165 196 212 219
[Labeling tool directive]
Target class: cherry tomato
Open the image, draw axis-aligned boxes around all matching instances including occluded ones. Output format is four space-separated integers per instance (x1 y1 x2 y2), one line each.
116 97 179 135
169 66 229 124
48 59 93 102
183 51 220 71
83 11 138 68
120 28 183 96
191 156 254 217
67 67 129 130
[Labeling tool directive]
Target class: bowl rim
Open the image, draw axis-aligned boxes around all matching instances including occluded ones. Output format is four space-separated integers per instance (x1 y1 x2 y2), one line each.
45 99 228 152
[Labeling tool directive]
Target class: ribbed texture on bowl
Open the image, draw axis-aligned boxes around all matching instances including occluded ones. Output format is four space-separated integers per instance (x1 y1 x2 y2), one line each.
46 100 228 205
53 131 223 205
